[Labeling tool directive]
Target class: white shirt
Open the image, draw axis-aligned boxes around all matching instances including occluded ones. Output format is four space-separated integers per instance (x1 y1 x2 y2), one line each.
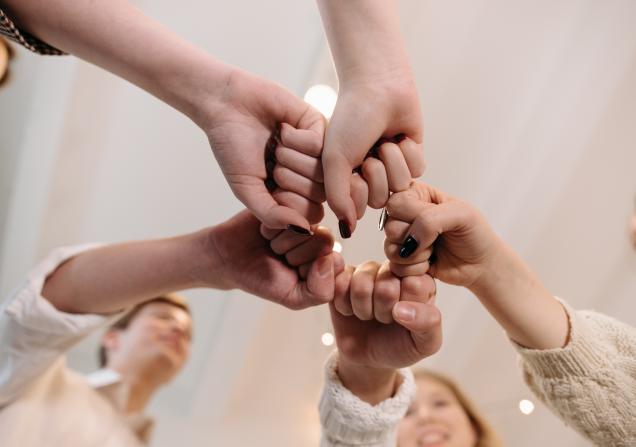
0 244 154 446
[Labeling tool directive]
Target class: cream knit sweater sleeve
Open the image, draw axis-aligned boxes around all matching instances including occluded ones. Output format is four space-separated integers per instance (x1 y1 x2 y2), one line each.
319 351 416 447
513 300 636 446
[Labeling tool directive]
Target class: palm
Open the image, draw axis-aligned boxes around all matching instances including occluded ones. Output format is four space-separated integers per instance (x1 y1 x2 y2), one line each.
211 210 313 309
205 70 324 228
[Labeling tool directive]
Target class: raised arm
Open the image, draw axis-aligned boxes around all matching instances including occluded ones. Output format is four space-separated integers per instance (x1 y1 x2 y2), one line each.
0 0 324 231
316 0 424 237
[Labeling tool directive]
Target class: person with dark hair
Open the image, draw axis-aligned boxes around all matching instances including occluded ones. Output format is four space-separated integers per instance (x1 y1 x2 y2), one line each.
0 208 342 446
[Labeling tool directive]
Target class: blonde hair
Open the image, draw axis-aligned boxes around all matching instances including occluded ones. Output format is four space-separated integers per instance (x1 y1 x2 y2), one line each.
413 369 503 447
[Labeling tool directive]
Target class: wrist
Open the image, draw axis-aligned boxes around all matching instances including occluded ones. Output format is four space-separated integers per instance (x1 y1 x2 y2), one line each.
165 56 235 130
191 227 236 291
337 353 400 405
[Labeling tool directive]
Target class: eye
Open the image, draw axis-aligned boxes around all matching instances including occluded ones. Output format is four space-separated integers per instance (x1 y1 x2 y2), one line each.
433 399 450 408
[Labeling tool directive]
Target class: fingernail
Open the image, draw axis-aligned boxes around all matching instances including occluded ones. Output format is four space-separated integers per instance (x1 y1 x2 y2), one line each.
394 303 415 322
318 257 332 277
338 220 351 239
399 235 419 258
287 224 312 236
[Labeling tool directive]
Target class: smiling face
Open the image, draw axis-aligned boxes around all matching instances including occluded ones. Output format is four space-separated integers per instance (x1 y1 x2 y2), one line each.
103 301 192 384
397 375 479 447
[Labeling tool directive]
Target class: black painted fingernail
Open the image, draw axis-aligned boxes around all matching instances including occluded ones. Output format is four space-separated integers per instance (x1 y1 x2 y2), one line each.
338 220 351 239
287 224 312 236
399 235 419 258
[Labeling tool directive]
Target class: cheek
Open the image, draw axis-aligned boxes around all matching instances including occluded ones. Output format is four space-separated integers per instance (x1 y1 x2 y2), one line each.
397 418 419 447
443 407 477 444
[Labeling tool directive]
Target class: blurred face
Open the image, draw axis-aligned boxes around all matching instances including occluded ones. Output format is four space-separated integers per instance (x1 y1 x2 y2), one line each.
397 376 477 447
106 302 192 383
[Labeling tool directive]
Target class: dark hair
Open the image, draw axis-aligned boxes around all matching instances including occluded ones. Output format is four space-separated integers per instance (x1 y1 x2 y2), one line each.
98 294 190 367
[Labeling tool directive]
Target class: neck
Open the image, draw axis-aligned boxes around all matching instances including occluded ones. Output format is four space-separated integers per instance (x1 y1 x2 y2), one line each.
108 363 167 414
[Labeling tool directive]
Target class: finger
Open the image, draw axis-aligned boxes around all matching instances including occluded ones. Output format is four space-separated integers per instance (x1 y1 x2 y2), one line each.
234 180 311 232
285 227 334 266
393 301 443 357
323 151 358 239
399 137 426 178
288 254 335 309
334 265 355 316
349 261 380 320
275 144 324 182
384 240 433 265
361 158 389 209
273 166 326 203
272 189 324 225
260 223 283 241
389 261 431 278
399 201 476 259
299 263 310 280
299 251 344 280
332 252 346 276
270 229 313 256
350 173 369 220
383 218 410 244
378 142 411 192
280 122 324 158
385 183 449 222
400 274 436 303
372 261 401 324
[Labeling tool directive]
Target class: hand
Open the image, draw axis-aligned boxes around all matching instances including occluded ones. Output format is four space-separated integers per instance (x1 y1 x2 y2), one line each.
331 261 441 371
384 182 503 289
384 182 569 350
207 209 343 310
322 75 425 237
330 262 441 404
202 68 326 232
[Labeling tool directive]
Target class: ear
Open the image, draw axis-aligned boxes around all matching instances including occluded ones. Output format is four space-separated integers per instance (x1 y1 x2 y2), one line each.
101 329 121 353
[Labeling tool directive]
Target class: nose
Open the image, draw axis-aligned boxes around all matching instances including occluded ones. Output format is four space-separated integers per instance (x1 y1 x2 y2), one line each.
415 405 434 423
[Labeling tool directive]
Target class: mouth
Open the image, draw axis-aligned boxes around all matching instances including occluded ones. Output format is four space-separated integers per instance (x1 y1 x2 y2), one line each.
417 431 448 446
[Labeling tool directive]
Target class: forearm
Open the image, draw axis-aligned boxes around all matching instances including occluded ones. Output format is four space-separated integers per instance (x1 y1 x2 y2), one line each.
42 228 228 315
1 0 231 126
470 243 569 350
316 0 412 85
336 354 399 405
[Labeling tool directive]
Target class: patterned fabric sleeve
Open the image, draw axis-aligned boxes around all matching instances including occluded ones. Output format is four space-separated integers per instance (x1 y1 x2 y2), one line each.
0 9 66 55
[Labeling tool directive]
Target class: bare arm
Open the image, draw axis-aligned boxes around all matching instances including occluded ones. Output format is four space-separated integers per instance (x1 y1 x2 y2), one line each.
316 0 424 236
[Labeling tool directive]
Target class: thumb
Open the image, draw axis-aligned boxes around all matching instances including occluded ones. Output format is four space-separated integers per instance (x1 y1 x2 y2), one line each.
322 150 358 238
292 254 335 308
233 179 312 233
393 301 443 357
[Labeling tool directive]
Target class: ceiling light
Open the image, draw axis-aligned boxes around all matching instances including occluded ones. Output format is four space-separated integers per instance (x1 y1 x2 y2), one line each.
321 332 335 346
519 399 535 415
304 84 337 119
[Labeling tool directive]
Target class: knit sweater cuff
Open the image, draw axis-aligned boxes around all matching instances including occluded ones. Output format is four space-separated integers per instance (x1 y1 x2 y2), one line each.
511 298 607 379
319 350 415 446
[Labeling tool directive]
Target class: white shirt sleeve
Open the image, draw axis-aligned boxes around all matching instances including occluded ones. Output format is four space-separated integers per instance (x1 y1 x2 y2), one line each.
0 243 120 407
319 350 416 447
